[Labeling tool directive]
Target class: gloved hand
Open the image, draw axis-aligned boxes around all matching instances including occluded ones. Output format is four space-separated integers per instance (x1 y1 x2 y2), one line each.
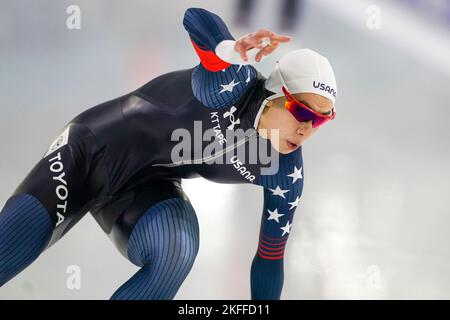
215 29 291 65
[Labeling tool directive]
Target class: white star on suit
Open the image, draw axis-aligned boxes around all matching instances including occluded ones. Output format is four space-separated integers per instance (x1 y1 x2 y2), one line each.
267 208 284 223
288 196 300 210
219 79 240 93
280 221 292 236
287 166 303 183
269 186 289 199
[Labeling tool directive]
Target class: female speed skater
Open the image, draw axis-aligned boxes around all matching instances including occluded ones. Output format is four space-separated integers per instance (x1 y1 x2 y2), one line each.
0 7 337 299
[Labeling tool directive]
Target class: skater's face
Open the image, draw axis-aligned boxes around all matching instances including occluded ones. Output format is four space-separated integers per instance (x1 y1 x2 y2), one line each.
257 93 334 154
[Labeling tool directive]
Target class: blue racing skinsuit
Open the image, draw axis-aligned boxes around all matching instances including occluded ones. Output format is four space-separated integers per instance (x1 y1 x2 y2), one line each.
0 8 304 299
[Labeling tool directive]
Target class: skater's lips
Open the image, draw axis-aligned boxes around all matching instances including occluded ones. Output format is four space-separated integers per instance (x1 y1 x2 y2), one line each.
286 139 300 150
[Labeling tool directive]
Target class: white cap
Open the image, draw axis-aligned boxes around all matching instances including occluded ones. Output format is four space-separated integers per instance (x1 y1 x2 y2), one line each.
265 48 337 105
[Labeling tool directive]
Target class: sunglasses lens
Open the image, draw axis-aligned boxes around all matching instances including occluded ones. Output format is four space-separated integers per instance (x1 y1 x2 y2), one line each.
312 116 328 127
285 100 329 127
282 87 334 128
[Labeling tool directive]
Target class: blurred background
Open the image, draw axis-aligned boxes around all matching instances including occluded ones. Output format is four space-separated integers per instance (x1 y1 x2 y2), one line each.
0 0 449 299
